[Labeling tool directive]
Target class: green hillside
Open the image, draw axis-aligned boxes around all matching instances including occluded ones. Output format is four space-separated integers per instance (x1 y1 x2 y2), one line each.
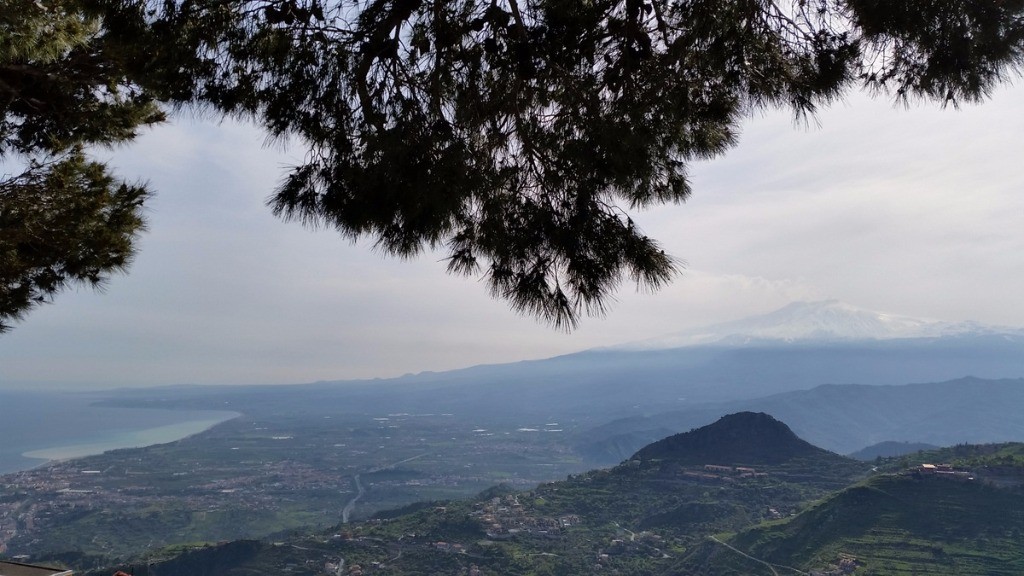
875 442 1024 473
708 468 1024 575
635 412 838 466
633 412 864 493
848 441 939 461
70 413 869 575
59 419 1024 576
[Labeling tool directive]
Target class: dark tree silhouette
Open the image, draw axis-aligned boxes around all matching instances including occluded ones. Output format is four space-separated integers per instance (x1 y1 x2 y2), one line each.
1 0 162 332
3 0 1023 330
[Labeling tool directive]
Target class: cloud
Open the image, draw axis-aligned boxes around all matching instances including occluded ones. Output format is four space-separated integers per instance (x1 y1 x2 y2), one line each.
2 86 1023 388
639 87 1024 324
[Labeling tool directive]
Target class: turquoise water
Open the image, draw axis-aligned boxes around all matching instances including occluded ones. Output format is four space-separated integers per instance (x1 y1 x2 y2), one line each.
20 416 236 462
0 390 238 474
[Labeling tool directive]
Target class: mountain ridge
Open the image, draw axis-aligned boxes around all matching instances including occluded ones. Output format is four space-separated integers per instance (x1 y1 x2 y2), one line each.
615 299 1023 350
634 411 837 466
579 377 1024 461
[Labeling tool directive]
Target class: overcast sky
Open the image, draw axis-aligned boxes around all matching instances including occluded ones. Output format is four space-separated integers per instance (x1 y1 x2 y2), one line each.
2 85 1023 389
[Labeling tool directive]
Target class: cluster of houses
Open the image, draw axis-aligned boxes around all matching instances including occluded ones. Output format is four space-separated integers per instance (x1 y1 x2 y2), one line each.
915 463 973 480
471 495 581 540
910 461 1024 488
679 464 770 483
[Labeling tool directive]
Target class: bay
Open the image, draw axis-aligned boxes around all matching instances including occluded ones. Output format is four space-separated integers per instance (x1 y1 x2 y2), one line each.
0 389 237 474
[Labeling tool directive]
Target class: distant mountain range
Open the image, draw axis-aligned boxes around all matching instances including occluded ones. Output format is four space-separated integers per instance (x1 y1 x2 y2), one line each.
578 377 1024 461
617 299 1023 348
848 441 941 461
101 301 1024 462
365 299 1024 412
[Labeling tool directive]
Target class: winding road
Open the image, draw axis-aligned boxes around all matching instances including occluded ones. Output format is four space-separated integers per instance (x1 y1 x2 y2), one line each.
340 452 431 523
708 536 808 576
341 474 364 524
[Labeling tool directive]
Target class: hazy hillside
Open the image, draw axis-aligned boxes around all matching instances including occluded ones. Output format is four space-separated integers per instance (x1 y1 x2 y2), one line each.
580 377 1024 462
99 302 1024 433
705 468 1024 575
848 441 940 461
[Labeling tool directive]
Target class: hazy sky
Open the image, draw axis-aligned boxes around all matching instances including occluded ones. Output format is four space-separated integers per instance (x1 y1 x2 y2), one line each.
2 85 1023 389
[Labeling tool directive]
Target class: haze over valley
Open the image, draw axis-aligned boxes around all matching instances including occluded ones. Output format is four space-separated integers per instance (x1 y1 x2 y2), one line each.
4 301 1024 574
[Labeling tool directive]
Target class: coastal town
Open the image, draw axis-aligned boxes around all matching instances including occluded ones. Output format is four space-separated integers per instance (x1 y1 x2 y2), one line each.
0 412 590 561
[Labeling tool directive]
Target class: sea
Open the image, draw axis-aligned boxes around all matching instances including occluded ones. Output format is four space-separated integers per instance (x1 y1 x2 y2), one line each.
0 389 238 474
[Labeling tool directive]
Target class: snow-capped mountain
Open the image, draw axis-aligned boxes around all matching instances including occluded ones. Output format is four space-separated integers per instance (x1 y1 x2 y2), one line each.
622 300 1020 349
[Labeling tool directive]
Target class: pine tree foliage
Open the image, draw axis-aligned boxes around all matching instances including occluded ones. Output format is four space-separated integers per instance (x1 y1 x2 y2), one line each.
3 0 1024 330
0 152 148 332
145 0 1024 328
0 0 165 153
0 0 162 331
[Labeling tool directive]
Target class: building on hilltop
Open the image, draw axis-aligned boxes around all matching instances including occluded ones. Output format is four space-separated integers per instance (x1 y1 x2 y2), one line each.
0 560 73 576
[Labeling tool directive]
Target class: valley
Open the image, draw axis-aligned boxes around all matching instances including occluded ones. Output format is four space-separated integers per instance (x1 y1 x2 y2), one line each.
0 411 590 560
4 301 1024 575
53 416 1024 576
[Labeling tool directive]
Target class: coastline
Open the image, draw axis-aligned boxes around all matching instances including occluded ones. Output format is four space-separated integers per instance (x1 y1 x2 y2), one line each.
20 411 240 469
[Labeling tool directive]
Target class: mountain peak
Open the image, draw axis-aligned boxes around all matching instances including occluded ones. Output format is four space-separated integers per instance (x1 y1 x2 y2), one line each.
633 412 832 466
621 300 1016 349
